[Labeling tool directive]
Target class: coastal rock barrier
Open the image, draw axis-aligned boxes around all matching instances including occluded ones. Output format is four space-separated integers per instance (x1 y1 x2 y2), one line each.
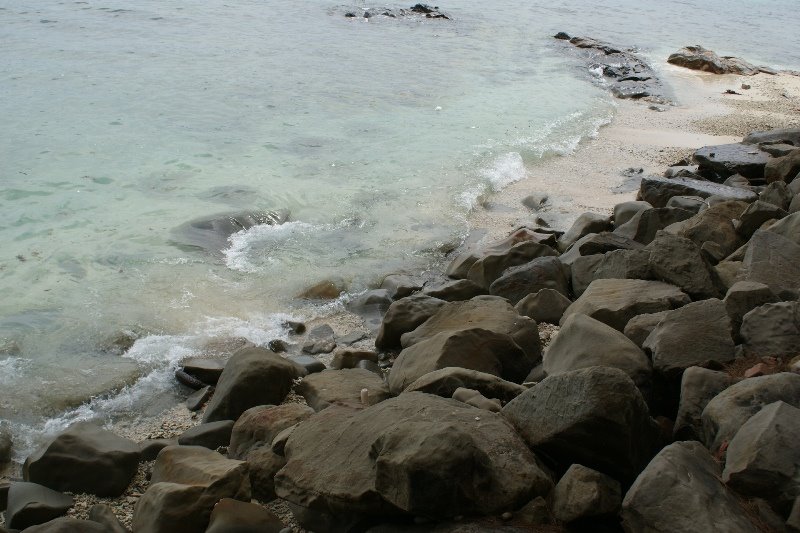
3 128 800 532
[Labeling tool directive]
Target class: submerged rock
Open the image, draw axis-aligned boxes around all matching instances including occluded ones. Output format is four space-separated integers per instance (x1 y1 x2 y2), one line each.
172 210 289 253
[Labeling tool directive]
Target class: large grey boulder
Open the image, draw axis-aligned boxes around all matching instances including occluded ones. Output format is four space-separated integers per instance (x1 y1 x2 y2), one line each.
467 241 558 289
229 404 314 460
275 393 553 527
502 366 659 482
623 311 668 348
736 200 788 239
614 201 652 226
638 175 757 207
613 207 694 245
693 143 770 181
203 347 297 423
667 200 748 257
132 446 250 533
673 367 736 441
668 45 760 75
562 278 690 332
744 128 800 147
723 281 778 340
557 212 612 252
5 482 74 530
375 294 447 350
642 299 735 382
702 373 800 452
177 420 234 450
445 228 556 279
570 249 652 297
552 464 621 523
400 297 540 361
740 301 800 357
23 422 140 497
297 368 390 411
421 279 485 302
488 256 570 304
644 234 718 299
181 358 225 385
544 314 651 391
173 210 289 253
765 148 800 184
403 367 526 404
514 288 572 325
346 289 393 332
723 401 800 513
760 181 793 210
740 230 800 299
559 232 644 266
380 274 424 300
621 441 759 533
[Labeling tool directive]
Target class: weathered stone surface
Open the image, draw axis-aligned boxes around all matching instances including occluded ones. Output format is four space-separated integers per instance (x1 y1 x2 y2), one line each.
206 498 285 533
297 368 390 410
667 195 706 213
673 367 736 441
23 422 140 497
345 289 393 332
714 260 742 292
638 175 757 207
744 128 800 147
613 207 695 245
6 482 74 530
552 464 621 523
760 181 793 209
562 278 690 332
452 387 501 412
614 201 652 227
302 324 337 354
242 445 286 502
133 445 250 533
668 200 748 257
421 279 485 302
693 142 769 181
736 200 787 239
741 229 800 298
275 393 553 525
570 254 604 297
623 311 668 348
621 441 759 533
186 385 213 411
203 347 297 423
375 294 447 350
514 288 572 325
297 279 345 300
138 438 175 461
87 503 128 533
403 367 526 404
389 328 530 394
400 297 541 362
544 314 651 391
702 373 800 452
228 404 314 460
380 274 424 300
467 241 558 289
287 354 326 375
557 212 612 252
723 281 778 340
668 45 760 75
559 232 644 266
489 256 570 304
644 234 718 299
177 420 234 450
765 148 800 184
503 366 659 482
181 358 225 385
18 517 107 533
643 299 735 381
574 248 653 297
723 401 800 512
330 348 378 370
740 301 800 357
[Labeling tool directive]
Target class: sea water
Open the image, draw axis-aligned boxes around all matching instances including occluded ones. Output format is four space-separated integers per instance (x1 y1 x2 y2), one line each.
1 0 798 457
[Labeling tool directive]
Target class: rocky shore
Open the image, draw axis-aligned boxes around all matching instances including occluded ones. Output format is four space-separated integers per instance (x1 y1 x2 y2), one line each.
2 39 800 533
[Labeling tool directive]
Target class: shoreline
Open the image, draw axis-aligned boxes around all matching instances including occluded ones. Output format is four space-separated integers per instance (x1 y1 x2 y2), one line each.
3 51 800 531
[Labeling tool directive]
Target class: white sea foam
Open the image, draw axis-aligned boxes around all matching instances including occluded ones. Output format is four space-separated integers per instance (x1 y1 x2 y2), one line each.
0 357 32 386
223 220 319 273
482 152 527 192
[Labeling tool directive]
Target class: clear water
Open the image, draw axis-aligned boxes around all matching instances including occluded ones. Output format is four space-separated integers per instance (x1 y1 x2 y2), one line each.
1 0 798 455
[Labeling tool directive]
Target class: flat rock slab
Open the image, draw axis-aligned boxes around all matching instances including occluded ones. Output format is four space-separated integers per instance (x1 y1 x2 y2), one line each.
177 420 234 450
181 358 225 385
694 143 770 181
403 367 527 404
296 368 390 410
638 175 758 208
6 482 74 530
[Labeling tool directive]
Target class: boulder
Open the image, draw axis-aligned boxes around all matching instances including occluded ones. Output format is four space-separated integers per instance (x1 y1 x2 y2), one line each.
557 212 612 252
297 368 390 410
667 45 760 75
389 328 530 394
302 324 337 354
467 241 558 289
744 128 800 146
297 279 344 300
5 482 74 530
740 301 800 357
570 254 604 297
17 517 107 533
668 200 748 257
552 464 621 523
667 195 706 213
330 348 378 370
791 193 800 213
723 401 800 513
723 281 778 340
203 347 297 423
760 211 800 245
562 278 691 332
87 503 128 533
228 404 314 460
760 181 793 209
177 420 234 450
488 256 570 304
287 354 326 375
736 200 787 239
765 148 800 184
637 175 757 207
572 248 652 297
132 445 250 533
138 439 175 461
613 201 652 227
421 279 485 301
181 358 225 385
240 445 286 502
642 299 735 382
451 387 501 412
173 210 289 253
740 229 800 298
206 498 285 533
623 311 668 348
613 207 695 244
345 289 393 332
621 441 759 533
403 367 526 404
644 234 718 299
673 367 736 441
275 393 553 524
514 288 572 325
186 385 213 411
374 294 447 350
559 232 644 266
23 422 140 497
714 260 743 292
693 143 769 181
702 372 800 452
380 274 424 300
502 366 660 482
544 314 652 391
400 297 541 362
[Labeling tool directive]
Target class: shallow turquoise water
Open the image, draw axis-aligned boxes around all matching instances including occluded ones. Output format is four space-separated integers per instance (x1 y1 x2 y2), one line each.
1 0 798 452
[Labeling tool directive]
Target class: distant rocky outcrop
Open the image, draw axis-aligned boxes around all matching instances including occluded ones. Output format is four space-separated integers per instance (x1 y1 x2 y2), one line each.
667 45 770 76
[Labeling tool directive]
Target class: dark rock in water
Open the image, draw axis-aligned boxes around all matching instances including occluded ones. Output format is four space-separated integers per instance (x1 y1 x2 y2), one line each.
740 301 800 357
341 4 451 20
744 127 800 147
173 210 289 253
182 357 225 385
297 368 390 410
16 517 107 533
554 31 571 40
297 279 344 300
346 289 393 332
503 366 660 483
552 464 621 523
514 288 571 325
621 441 760 533
6 482 74 530
275 393 553 525
186 385 213 411
694 143 770 182
178 420 234 449
284 320 306 334
175 368 205 390
422 278 486 301
722 401 800 513
673 367 735 441
375 294 447 350
765 148 800 184
88 503 128 533
203 347 297 423
24 422 140 497
701 372 800 453
206 498 285 533
267 339 289 352
638 175 758 207
489 256 570 305
667 45 760 75
403 367 526 404
446 227 556 279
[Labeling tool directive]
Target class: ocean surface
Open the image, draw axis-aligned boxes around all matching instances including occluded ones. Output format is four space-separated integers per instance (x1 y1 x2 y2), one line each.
1 0 798 458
